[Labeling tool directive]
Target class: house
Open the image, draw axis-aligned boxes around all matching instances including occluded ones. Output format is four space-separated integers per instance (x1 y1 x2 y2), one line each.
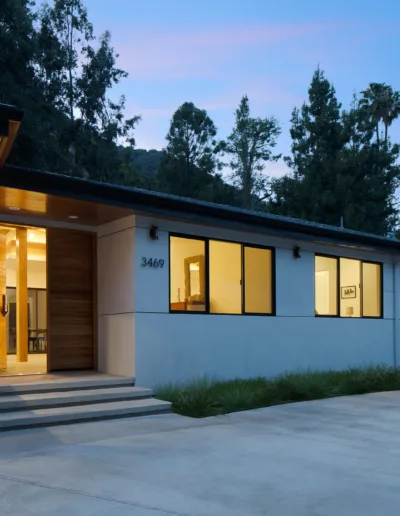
0 162 399 388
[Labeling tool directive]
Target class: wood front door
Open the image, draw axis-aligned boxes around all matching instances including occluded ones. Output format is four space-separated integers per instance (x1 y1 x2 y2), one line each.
47 229 96 371
0 233 6 370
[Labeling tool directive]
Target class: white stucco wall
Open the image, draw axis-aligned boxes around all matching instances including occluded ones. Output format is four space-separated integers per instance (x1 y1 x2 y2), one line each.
97 215 135 378
131 215 398 388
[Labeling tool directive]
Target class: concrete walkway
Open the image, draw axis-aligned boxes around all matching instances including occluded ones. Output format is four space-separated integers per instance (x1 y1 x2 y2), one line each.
1 392 400 515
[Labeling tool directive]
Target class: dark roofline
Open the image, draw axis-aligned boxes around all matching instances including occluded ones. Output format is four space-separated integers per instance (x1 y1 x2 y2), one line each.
2 164 400 252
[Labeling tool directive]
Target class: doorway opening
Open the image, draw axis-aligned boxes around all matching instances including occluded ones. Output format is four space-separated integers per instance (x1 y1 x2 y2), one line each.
0 225 47 375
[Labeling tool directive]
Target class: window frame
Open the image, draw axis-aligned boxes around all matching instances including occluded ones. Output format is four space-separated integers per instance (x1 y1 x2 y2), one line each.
314 253 383 319
169 233 276 316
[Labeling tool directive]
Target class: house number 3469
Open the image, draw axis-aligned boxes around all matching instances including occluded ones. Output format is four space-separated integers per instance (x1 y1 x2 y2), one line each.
141 258 165 268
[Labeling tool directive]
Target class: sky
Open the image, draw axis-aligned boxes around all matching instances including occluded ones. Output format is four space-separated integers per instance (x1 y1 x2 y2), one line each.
71 0 400 177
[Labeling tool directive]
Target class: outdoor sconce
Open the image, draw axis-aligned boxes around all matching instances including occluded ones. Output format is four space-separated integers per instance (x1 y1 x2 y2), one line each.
293 245 301 259
149 225 159 240
0 103 24 169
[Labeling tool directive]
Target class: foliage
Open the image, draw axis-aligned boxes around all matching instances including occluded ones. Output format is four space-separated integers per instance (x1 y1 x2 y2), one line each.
219 95 281 209
359 83 400 145
2 0 141 183
157 102 221 198
269 69 400 234
1 3 400 229
156 366 400 418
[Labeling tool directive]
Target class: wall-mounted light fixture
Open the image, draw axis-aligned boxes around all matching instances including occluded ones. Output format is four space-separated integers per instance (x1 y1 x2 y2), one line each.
149 225 158 241
293 245 301 259
0 103 24 169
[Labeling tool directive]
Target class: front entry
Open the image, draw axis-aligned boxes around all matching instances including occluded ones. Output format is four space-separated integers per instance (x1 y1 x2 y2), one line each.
47 229 96 371
0 226 96 375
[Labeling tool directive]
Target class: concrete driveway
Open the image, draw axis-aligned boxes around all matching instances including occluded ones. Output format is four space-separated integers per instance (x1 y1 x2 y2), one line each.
0 392 400 515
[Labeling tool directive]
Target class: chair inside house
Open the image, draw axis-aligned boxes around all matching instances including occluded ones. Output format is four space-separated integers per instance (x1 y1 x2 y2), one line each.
28 329 47 353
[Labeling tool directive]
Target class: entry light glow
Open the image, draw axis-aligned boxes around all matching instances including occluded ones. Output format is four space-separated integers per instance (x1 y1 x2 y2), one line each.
68 215 79 219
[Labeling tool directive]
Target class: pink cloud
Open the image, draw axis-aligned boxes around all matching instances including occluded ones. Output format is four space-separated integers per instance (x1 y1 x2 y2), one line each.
114 22 356 80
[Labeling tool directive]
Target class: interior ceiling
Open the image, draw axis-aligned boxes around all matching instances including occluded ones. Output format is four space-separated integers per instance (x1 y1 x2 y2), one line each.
0 227 47 261
0 185 134 226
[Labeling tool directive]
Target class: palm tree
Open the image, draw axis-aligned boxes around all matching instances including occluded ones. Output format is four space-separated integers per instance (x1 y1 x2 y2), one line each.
382 89 400 143
360 83 400 146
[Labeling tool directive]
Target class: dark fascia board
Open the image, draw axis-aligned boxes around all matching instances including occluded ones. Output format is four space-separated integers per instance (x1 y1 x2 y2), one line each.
2 164 400 252
0 104 24 123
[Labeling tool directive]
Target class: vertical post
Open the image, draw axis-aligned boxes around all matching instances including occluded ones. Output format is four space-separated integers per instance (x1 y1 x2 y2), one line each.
16 227 28 362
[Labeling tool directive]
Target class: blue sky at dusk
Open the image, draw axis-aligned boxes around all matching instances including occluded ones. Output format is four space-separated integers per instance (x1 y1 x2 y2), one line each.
80 0 399 176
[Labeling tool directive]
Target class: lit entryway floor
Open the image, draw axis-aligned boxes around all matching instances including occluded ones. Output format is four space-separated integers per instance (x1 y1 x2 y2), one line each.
0 354 47 376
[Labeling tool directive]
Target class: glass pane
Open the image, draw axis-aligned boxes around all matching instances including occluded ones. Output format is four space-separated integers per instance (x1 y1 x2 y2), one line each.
209 240 241 314
362 263 381 317
37 290 47 329
340 258 361 317
170 237 206 312
315 256 338 315
244 247 272 314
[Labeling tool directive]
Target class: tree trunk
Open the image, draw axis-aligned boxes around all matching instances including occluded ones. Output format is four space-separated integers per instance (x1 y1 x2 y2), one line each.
376 124 380 147
67 12 75 170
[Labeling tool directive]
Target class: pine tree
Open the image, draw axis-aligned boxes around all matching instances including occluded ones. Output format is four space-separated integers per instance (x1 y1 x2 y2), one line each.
219 95 281 209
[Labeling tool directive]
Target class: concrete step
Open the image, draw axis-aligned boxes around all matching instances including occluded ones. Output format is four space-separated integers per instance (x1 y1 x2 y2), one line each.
0 386 153 411
0 398 172 431
0 376 135 395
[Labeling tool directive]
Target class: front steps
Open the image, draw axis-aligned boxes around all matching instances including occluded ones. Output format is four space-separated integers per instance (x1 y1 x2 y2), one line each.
0 376 171 431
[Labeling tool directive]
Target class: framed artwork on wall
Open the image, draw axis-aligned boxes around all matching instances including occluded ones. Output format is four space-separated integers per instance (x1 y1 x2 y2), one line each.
341 285 356 299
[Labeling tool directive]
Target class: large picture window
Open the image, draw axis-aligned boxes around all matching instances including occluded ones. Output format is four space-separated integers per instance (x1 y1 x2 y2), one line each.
169 235 274 315
315 255 382 318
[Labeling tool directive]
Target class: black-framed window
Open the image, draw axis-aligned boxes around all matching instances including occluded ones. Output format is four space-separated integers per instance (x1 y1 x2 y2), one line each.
315 254 382 318
169 234 275 315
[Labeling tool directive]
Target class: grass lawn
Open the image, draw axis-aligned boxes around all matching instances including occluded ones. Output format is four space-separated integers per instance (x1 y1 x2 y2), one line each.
156 366 400 418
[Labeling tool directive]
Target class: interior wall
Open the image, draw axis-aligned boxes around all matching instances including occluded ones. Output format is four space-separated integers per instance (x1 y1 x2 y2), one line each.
363 263 381 316
170 237 205 304
97 216 135 378
340 258 361 317
209 240 241 314
6 259 46 289
315 256 337 315
244 247 272 313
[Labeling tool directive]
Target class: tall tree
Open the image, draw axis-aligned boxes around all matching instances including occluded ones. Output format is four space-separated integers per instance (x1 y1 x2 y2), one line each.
270 69 345 224
359 83 400 145
219 95 281 209
0 0 67 170
339 96 400 234
158 102 220 198
38 0 93 121
270 70 400 234
37 0 139 177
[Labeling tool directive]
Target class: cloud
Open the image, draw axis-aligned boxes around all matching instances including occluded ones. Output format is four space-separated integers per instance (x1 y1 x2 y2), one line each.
114 22 352 80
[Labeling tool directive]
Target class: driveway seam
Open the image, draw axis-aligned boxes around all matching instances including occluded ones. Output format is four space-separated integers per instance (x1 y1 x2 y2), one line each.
0 472 201 516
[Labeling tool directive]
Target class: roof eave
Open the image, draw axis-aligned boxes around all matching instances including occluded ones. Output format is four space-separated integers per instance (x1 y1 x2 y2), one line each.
2 164 400 252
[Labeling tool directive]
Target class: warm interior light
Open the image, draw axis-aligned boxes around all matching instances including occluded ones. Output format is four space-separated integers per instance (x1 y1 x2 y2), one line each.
8 206 20 211
69 215 79 219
